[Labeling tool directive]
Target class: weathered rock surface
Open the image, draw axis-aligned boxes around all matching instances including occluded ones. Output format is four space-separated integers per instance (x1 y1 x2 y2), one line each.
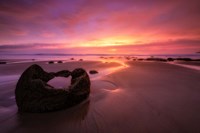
55 70 71 77
15 64 90 113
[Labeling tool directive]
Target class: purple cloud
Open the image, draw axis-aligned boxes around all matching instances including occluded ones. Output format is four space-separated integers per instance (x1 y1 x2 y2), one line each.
0 0 200 54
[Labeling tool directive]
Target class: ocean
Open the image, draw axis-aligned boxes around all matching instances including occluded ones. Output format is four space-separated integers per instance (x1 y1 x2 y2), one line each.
1 54 200 61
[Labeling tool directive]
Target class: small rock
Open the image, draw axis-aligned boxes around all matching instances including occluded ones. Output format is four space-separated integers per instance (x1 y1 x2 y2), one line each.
146 58 167 62
48 61 54 64
57 61 63 63
176 58 192 61
138 58 144 61
89 70 98 74
167 58 174 61
0 61 6 64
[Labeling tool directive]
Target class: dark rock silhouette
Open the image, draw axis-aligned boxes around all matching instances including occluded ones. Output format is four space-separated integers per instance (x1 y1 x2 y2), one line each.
166 58 200 62
146 58 167 62
57 61 63 63
48 61 54 64
138 58 144 61
68 68 91 105
89 70 98 74
193 59 200 61
167 58 174 61
15 64 90 113
176 58 192 61
0 61 6 64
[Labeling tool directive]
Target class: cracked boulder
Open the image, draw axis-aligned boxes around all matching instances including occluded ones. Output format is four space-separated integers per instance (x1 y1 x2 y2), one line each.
15 64 90 113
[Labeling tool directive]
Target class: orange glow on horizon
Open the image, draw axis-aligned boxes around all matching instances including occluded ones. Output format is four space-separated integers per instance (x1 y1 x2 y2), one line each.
110 49 117 52
77 36 136 47
62 34 187 48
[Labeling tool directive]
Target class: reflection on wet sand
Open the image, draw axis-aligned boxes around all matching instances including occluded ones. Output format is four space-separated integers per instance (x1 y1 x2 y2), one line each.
16 100 90 133
89 59 129 80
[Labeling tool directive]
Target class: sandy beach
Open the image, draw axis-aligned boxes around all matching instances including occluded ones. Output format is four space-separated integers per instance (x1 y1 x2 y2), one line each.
0 60 200 133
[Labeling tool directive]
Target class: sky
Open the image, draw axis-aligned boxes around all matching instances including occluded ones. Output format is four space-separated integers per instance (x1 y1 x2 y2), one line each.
0 0 200 54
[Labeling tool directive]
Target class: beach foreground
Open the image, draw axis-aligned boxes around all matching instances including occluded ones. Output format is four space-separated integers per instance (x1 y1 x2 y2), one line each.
0 60 200 133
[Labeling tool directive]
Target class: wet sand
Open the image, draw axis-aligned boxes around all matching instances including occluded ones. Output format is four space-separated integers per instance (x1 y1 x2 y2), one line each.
0 60 200 133
175 61 200 66
169 61 200 71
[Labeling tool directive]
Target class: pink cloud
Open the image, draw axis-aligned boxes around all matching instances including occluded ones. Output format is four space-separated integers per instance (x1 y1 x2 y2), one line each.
0 0 200 54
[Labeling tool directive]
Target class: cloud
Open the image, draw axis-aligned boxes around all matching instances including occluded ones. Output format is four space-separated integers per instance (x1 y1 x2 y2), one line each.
0 0 200 54
0 39 199 54
0 43 63 50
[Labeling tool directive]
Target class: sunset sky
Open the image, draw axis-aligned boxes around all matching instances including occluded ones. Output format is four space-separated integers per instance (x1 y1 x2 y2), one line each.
0 0 200 54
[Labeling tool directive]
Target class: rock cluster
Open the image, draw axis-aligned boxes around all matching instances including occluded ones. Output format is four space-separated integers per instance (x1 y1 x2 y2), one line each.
15 64 90 113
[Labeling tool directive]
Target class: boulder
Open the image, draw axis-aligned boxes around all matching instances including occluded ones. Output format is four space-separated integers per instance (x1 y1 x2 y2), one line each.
15 64 90 113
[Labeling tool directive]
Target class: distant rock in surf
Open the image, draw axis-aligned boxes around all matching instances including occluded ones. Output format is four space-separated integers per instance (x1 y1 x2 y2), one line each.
89 70 98 74
48 61 54 64
57 61 63 63
146 58 167 62
175 58 192 61
167 58 174 61
166 58 200 62
193 59 200 61
138 58 144 61
0 61 6 64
